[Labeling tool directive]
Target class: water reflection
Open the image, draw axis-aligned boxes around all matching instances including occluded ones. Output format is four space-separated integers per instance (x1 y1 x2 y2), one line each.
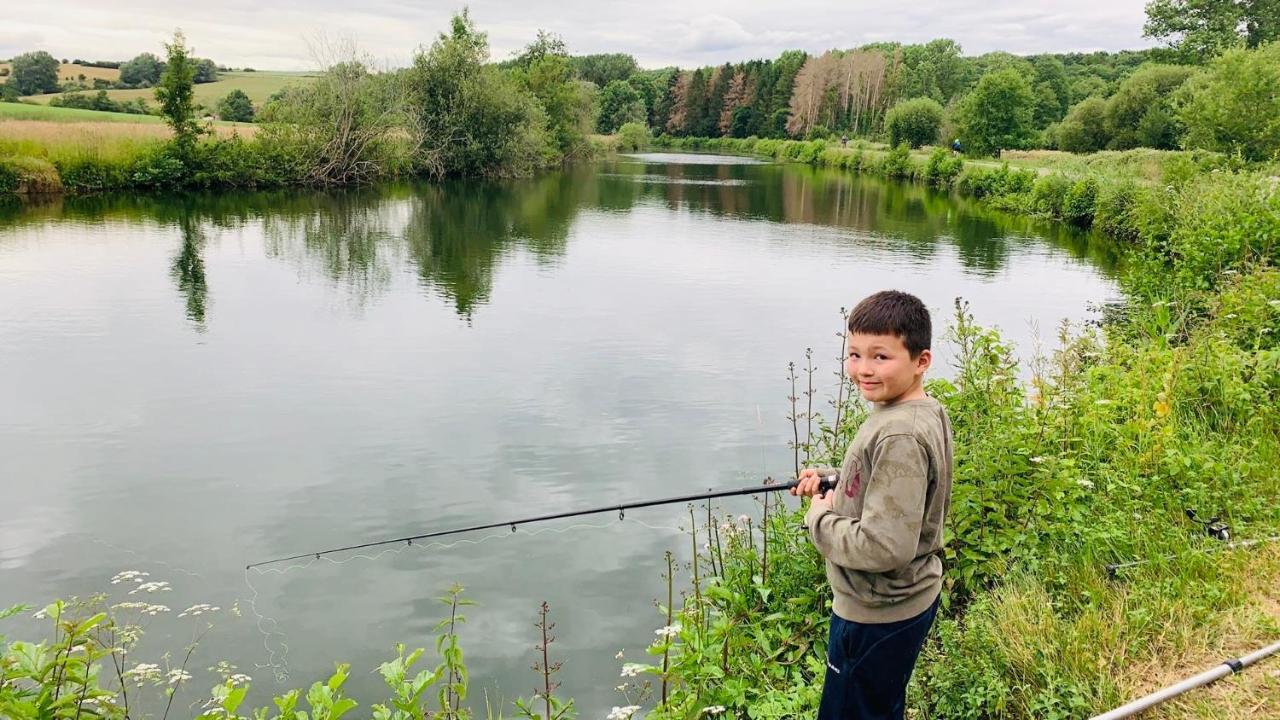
172 214 208 328
0 158 1118 326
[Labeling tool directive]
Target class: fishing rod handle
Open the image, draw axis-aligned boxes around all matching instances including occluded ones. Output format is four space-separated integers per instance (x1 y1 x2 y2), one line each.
783 473 839 494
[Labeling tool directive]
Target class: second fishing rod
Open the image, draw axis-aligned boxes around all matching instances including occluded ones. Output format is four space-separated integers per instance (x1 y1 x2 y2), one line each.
248 473 839 569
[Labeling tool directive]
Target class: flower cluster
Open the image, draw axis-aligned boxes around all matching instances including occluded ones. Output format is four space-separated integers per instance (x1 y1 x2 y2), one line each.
702 706 727 716
123 663 162 686
619 663 648 678
167 669 193 685
606 705 641 720
112 602 170 616
229 673 252 686
178 604 220 618
654 624 681 640
111 570 150 585
129 581 171 595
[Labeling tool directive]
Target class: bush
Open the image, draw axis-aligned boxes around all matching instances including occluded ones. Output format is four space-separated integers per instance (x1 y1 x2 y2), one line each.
1055 96 1109 153
804 124 831 141
1093 177 1142 242
885 97 944 149
0 155 62 194
1177 43 1280 162
216 88 254 122
1153 171 1280 293
616 121 650 151
879 143 915 178
53 153 135 192
956 164 1035 200
1062 177 1098 226
924 146 964 186
1103 64 1196 150
1030 173 1072 217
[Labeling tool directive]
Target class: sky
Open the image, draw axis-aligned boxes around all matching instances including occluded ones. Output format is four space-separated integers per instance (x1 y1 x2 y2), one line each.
4 0 1157 71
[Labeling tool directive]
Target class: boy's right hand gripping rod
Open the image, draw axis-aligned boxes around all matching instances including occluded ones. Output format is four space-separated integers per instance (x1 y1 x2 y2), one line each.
247 473 838 570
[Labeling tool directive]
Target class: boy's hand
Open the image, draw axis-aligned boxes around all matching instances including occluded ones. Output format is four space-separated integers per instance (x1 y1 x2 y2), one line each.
791 468 830 498
809 491 833 513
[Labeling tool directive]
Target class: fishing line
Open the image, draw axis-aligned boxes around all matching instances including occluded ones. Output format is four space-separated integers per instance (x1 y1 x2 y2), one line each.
243 514 693 682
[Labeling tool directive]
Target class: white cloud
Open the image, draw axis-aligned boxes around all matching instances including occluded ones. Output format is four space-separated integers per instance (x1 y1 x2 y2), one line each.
2 0 1155 70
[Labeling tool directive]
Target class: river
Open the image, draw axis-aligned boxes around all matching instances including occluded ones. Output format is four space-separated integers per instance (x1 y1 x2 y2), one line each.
0 154 1118 715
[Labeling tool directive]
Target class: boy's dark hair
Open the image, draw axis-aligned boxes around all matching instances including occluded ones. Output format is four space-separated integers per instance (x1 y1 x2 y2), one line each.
847 290 931 357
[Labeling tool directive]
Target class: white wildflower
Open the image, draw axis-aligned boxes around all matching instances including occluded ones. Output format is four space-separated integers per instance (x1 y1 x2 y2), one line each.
32 608 47 620
129 581 171 595
738 515 751 524
654 624 681 639
607 705 641 720
70 645 87 654
229 674 252 686
111 571 149 585
703 707 727 716
620 663 647 678
178 604 219 618
1224 313 1238 319
167 669 193 685
124 663 162 686
1029 456 1047 464
1077 479 1096 490
615 650 625 660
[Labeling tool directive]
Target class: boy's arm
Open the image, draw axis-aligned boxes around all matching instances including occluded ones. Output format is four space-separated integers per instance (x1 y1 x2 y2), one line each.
804 434 928 573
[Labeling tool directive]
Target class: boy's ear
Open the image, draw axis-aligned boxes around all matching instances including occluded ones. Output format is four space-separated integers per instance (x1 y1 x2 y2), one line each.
915 348 932 374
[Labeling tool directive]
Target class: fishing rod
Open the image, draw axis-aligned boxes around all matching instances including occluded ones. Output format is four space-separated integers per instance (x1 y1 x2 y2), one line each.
248 474 838 570
1090 639 1280 719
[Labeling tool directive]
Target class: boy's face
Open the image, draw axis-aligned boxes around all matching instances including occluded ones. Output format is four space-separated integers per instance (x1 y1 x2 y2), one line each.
845 332 931 404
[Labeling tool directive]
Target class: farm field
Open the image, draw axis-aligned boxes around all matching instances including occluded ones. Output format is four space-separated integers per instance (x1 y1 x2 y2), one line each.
0 61 121 83
19 70 317 108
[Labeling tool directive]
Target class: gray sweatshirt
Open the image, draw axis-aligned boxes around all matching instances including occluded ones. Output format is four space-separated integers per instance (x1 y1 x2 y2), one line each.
804 397 953 623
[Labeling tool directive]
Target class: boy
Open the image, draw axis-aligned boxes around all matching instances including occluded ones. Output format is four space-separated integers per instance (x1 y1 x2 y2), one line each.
791 290 953 720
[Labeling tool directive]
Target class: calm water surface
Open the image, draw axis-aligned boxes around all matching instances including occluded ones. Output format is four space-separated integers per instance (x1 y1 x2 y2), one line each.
0 155 1118 713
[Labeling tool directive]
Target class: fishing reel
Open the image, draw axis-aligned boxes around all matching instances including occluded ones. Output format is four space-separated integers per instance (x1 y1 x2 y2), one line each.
1185 509 1231 542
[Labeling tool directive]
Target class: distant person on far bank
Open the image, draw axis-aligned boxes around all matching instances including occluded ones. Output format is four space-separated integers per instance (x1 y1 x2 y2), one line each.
951 138 962 154
791 290 953 720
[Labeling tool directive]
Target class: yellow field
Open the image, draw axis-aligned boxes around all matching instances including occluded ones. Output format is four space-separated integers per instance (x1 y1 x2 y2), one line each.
0 62 121 83
0 118 255 143
21 71 317 109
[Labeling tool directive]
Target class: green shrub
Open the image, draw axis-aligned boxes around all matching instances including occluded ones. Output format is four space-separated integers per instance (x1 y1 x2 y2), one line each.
1093 177 1142 242
1031 173 1071 217
53 154 133 192
616 122 650 152
924 147 964 186
1055 96 1109 153
0 160 17 196
1154 171 1280 293
1062 177 1097 226
885 97 945 149
0 155 62 194
879 143 915 178
1177 43 1280 162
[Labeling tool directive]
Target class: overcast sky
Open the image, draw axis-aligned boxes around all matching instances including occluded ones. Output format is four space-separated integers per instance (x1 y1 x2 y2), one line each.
5 0 1157 70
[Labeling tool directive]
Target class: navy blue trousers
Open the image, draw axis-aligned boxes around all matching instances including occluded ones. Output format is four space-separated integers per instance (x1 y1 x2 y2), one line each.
815 595 940 720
